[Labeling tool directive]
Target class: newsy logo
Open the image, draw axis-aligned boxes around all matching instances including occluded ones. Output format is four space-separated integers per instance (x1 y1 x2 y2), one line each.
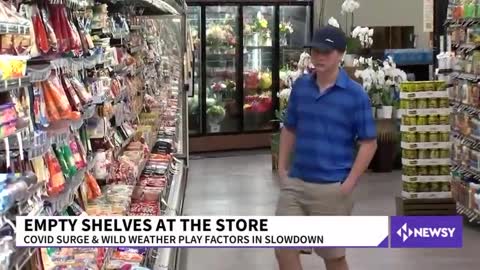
390 216 463 248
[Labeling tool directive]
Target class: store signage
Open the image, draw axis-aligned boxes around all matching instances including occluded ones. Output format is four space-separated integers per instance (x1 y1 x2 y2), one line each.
390 216 463 248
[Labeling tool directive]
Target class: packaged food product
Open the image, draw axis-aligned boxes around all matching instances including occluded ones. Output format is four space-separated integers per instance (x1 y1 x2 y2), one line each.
424 81 435 91
400 100 408 109
418 149 430 159
440 132 450 142
0 55 28 80
415 82 425 92
430 182 441 192
419 182 430 192
428 166 439 176
428 132 439 142
403 166 417 176
417 116 428 126
440 166 450 175
403 132 417 142
417 132 428 142
427 115 439 125
430 149 440 159
439 115 449 125
406 182 418 192
440 149 450 158
436 81 447 91
407 99 417 109
418 166 428 176
45 150 66 195
417 99 428 109
402 149 418 159
427 98 439 109
441 182 451 192
439 98 449 108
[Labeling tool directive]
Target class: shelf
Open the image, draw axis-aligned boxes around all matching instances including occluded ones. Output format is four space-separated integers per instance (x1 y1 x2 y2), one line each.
400 91 449 99
451 100 480 117
153 160 186 269
44 168 87 214
451 71 480 81
400 125 451 132
452 131 480 152
402 158 451 166
401 142 451 149
398 108 451 116
402 175 451 183
0 22 29 35
402 191 452 199
0 76 31 92
457 203 480 224
444 17 480 27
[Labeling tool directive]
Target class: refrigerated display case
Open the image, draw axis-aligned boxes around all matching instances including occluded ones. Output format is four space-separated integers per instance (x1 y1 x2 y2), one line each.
187 0 313 152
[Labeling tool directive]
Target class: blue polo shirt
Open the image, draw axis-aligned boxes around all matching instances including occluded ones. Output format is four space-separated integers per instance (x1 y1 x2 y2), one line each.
285 68 376 183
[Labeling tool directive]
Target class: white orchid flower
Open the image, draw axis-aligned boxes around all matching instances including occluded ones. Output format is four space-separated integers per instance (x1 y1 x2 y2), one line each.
353 58 359 67
328 17 340 28
359 56 366 64
367 57 374 67
341 0 360 14
354 69 362 78
368 28 374 36
352 26 362 38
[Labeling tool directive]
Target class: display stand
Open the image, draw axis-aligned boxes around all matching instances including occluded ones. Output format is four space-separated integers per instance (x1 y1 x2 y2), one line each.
397 80 455 215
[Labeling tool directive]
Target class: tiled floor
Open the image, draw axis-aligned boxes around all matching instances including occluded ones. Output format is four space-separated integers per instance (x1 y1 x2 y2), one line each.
179 152 479 270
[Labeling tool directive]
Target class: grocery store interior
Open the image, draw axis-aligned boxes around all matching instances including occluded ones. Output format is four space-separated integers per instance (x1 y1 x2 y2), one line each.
0 0 479 269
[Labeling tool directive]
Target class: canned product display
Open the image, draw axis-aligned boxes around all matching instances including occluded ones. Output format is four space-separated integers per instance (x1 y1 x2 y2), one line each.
430 182 441 192
407 99 417 109
400 100 409 109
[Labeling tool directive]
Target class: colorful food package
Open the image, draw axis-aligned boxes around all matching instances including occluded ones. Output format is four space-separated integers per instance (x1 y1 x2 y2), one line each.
30 4 49 54
69 138 86 169
61 74 82 111
45 149 66 195
85 172 101 200
43 74 81 120
40 6 58 52
69 76 93 105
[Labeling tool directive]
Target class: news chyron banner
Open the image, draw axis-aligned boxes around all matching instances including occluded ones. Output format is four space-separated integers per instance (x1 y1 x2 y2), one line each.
15 216 463 248
16 216 388 248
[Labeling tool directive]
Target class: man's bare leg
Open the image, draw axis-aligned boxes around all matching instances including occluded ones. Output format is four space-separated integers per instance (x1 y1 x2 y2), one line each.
275 249 302 270
324 256 349 270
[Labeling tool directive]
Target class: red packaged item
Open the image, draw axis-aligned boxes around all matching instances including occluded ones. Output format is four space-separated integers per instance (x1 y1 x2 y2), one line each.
43 74 80 120
45 150 66 195
48 4 65 52
31 5 49 54
40 6 58 52
69 77 93 104
61 74 82 111
86 172 101 200
41 82 61 121
69 138 86 169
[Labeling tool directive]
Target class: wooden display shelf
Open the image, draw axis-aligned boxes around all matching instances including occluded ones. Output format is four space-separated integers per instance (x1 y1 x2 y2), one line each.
395 196 456 216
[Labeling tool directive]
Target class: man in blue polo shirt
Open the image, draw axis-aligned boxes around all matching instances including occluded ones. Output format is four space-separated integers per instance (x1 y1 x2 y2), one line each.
275 26 377 270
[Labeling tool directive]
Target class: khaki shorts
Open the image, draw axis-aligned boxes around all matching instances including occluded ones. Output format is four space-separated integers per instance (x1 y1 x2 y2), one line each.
275 177 354 259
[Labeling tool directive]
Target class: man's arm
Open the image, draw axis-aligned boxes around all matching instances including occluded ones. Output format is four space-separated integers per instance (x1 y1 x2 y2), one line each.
278 127 295 179
341 91 377 194
341 139 377 194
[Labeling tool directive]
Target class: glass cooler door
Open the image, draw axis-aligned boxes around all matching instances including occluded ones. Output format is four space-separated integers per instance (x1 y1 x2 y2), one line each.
205 6 240 134
187 6 202 135
279 5 311 90
243 6 274 131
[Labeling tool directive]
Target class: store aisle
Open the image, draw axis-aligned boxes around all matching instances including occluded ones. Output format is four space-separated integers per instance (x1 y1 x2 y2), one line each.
180 153 479 270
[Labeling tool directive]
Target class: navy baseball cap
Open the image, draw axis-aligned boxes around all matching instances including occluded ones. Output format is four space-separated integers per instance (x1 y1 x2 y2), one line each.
305 25 347 52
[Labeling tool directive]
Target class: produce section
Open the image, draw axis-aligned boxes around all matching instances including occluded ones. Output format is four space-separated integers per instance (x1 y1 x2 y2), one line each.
0 0 189 269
